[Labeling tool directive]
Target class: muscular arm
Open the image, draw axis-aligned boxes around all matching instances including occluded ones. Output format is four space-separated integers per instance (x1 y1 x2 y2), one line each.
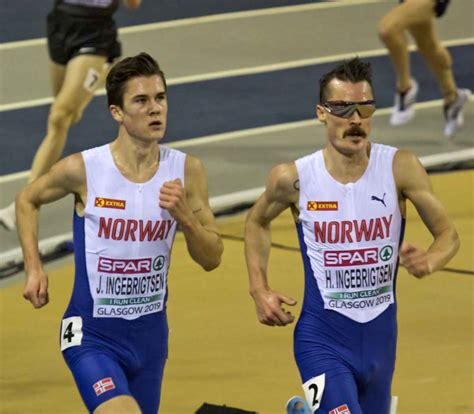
159 156 223 271
394 150 459 277
244 162 299 326
16 153 86 307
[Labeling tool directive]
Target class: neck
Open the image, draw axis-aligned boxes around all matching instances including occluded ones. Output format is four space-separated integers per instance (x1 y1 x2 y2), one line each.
323 142 371 184
110 130 160 179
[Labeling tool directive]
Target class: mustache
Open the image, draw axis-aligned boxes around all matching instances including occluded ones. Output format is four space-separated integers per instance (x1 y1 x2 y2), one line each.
344 126 367 138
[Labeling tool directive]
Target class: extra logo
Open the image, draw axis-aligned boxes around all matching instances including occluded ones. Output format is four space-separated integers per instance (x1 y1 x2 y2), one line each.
93 377 115 396
307 201 338 211
95 197 126 210
329 404 351 414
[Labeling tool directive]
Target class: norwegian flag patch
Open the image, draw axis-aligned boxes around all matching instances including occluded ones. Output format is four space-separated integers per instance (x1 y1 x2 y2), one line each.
329 404 351 414
93 377 116 396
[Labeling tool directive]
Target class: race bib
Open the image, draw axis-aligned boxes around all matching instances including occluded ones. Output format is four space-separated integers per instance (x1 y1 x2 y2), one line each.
320 243 398 322
302 373 325 412
90 255 168 320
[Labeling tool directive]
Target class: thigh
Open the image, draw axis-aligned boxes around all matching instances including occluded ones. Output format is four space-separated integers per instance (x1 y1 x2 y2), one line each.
302 370 362 414
359 375 392 414
49 60 67 97
65 352 133 413
381 0 435 31
129 316 169 414
129 355 167 414
54 54 107 114
295 350 362 414
408 19 440 54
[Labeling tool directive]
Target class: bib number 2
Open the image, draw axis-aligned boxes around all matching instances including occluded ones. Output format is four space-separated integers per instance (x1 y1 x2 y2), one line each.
302 373 325 412
60 316 83 351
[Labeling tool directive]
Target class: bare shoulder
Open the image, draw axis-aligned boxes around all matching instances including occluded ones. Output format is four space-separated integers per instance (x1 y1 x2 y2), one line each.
184 154 205 175
57 153 86 187
393 149 421 170
393 149 431 195
184 154 207 190
266 162 299 204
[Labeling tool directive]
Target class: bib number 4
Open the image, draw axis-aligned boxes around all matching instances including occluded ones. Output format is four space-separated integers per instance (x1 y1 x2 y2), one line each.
60 316 83 351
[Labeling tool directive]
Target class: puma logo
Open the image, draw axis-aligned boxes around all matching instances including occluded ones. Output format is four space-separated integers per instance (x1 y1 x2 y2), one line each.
371 193 386 207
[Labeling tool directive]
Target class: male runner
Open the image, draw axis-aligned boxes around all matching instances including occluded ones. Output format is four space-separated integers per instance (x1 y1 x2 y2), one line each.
245 58 459 413
0 0 141 230
377 0 471 137
17 53 223 414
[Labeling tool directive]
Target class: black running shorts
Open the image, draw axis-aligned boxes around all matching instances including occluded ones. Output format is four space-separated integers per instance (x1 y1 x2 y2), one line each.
399 0 451 18
47 10 121 65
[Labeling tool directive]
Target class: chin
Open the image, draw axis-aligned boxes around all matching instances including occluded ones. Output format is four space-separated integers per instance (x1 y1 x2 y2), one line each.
337 140 367 155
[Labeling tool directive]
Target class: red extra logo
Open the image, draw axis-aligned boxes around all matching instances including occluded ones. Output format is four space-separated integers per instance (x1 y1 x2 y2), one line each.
329 404 351 414
98 257 152 274
307 201 338 211
324 247 378 267
95 197 126 210
93 377 115 396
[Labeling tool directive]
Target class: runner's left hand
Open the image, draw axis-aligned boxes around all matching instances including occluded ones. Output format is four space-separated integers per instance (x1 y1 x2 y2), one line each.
159 179 192 224
399 242 432 278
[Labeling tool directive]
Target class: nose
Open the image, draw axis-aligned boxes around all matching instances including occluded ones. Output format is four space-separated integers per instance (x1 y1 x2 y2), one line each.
149 100 163 115
349 109 362 124
149 101 161 115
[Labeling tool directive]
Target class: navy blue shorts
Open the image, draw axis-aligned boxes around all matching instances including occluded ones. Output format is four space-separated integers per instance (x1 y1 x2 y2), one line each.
61 312 168 413
294 308 397 414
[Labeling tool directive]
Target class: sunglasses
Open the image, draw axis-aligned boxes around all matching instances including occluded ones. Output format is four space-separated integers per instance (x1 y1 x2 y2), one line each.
322 100 376 118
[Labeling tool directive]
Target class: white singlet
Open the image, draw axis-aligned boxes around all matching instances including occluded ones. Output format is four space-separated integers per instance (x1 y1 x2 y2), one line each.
81 144 185 320
295 143 403 323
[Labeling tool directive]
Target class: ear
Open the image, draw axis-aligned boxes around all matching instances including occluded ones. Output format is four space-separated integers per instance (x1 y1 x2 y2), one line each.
316 104 327 124
110 105 123 123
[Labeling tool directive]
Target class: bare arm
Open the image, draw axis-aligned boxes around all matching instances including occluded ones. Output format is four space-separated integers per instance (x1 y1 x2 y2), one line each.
244 162 299 326
122 0 141 10
159 155 223 271
394 150 459 277
16 154 86 308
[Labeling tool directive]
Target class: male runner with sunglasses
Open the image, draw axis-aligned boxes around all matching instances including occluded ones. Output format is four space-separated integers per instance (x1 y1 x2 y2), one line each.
245 58 459 413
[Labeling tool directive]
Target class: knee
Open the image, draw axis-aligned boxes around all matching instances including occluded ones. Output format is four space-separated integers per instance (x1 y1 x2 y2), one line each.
377 18 400 44
93 396 142 414
48 104 79 131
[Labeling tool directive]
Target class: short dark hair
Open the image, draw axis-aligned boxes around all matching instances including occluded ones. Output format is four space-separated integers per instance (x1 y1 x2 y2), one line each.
106 52 167 107
319 57 373 103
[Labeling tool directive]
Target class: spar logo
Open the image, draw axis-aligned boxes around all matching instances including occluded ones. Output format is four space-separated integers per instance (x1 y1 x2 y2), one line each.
324 247 378 267
307 201 338 211
95 197 126 210
379 245 393 261
153 255 165 271
98 257 152 274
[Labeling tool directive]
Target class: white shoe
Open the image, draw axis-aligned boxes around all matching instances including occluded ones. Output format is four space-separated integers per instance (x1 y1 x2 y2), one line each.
390 78 419 126
0 202 16 231
444 88 472 138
